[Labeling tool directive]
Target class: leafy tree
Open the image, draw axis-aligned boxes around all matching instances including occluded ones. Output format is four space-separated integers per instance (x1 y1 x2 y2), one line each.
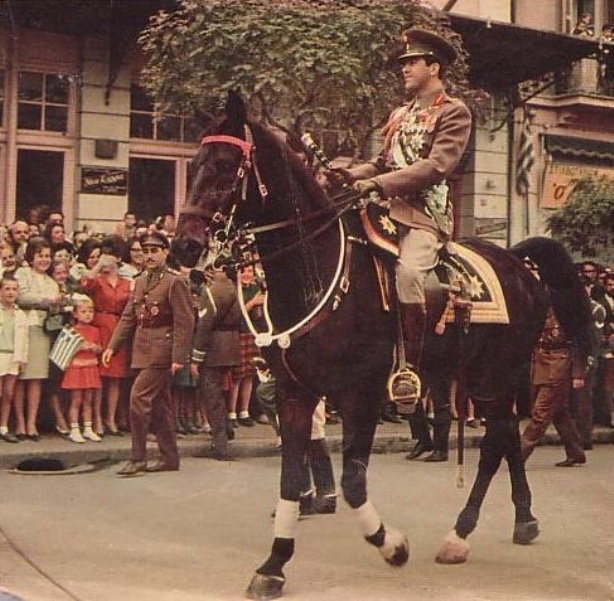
138 0 477 158
547 176 614 260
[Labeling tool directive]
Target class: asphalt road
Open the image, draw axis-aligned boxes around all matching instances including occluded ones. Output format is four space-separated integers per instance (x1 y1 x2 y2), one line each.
0 445 612 601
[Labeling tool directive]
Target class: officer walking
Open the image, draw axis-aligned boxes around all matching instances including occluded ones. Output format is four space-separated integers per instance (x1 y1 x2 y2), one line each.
102 232 195 476
190 265 241 461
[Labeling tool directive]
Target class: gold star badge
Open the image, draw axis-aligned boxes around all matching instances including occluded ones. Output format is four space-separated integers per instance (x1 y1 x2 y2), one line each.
379 215 397 235
467 275 485 299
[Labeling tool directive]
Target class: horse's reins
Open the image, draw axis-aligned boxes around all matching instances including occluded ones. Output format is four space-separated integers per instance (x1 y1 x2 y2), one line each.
198 128 362 270
199 127 360 352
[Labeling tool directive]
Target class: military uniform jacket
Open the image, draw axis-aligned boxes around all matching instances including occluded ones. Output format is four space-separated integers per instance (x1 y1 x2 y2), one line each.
349 87 472 237
532 308 586 385
191 275 241 368
108 268 195 369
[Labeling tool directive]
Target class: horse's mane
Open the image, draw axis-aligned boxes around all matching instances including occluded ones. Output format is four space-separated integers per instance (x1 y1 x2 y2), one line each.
247 119 333 212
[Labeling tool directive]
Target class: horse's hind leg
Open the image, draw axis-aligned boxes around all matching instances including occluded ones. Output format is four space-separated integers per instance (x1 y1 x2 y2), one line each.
436 405 507 564
338 389 409 567
505 417 539 545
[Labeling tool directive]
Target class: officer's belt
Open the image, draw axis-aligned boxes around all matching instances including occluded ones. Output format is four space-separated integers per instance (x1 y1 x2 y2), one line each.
139 316 173 328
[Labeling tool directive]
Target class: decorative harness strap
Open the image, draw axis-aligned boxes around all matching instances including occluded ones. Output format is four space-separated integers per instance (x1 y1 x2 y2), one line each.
238 219 350 350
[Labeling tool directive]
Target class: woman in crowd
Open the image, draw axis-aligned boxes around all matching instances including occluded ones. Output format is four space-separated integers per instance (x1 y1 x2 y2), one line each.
14 238 61 440
69 237 101 286
81 235 131 435
118 235 144 281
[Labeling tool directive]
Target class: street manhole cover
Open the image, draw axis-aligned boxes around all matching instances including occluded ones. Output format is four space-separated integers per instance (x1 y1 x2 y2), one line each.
9 457 110 475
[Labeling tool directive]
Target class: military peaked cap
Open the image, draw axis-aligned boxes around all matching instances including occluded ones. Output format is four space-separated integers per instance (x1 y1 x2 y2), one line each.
397 28 458 67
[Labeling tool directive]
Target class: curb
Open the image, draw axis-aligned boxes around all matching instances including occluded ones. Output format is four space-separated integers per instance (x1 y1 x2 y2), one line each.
1 426 611 471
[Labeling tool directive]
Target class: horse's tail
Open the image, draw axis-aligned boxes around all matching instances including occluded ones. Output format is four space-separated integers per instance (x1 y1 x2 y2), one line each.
509 237 598 364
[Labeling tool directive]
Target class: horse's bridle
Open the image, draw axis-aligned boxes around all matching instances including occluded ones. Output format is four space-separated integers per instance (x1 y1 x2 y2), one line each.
190 128 362 353
190 127 360 271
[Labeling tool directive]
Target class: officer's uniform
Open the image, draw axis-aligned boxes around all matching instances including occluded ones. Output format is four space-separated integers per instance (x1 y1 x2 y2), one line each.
521 308 587 465
343 28 472 404
191 270 241 458
108 242 194 470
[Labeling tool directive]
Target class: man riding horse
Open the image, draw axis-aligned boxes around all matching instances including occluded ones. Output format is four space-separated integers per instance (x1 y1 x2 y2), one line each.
326 28 472 405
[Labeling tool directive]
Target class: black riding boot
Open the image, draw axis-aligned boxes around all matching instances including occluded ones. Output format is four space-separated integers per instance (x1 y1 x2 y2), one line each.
389 303 426 412
309 438 337 514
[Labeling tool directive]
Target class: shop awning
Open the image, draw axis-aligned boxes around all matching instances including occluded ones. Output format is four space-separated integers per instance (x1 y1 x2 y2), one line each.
543 134 614 162
448 14 602 92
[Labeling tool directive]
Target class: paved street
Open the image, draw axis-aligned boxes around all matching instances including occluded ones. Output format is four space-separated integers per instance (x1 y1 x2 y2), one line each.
0 444 612 601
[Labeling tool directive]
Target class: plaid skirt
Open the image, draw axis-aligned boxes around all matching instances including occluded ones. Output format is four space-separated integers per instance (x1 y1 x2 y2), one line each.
230 333 260 381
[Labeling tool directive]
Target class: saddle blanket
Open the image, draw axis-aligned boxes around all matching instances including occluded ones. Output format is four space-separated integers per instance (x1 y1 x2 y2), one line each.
445 242 509 325
359 204 509 324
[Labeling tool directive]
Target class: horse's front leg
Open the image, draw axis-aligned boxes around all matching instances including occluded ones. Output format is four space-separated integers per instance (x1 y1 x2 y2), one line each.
338 390 409 568
247 393 316 600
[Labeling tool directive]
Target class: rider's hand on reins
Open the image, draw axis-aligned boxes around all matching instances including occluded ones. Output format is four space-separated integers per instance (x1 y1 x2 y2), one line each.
353 178 383 197
322 167 354 191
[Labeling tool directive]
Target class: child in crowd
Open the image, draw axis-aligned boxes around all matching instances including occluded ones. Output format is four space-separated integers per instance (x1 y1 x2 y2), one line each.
62 295 103 443
0 276 29 442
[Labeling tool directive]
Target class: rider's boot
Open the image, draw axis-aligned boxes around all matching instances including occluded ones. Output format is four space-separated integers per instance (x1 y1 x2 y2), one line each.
388 303 426 414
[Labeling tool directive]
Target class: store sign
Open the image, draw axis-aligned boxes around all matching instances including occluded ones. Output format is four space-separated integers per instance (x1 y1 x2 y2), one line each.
541 163 614 209
81 167 128 195
475 217 508 239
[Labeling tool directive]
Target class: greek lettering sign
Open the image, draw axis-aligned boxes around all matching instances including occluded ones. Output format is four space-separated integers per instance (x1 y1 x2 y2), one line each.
541 163 614 209
81 167 127 195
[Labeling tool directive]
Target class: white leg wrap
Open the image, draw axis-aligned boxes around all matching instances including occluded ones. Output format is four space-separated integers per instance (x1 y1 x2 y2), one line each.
353 501 381 538
274 499 300 539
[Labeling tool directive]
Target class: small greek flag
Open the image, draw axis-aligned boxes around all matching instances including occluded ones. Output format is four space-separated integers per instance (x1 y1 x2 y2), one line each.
516 112 535 196
50 326 84 371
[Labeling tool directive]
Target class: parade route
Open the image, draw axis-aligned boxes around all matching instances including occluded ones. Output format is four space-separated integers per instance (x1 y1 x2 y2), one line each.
0 444 611 601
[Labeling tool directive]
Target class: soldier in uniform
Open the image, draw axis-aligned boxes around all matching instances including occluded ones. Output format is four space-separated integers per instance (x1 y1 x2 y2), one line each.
102 232 195 476
521 260 593 467
325 28 472 403
190 265 241 461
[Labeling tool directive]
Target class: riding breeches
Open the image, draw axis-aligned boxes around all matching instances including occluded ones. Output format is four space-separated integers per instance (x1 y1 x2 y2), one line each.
396 227 442 304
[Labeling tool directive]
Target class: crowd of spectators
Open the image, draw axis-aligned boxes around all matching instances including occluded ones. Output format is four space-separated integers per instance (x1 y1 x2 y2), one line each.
0 207 271 445
0 205 611 456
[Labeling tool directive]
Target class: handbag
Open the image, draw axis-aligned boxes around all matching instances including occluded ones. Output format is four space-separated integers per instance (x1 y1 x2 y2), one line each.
43 312 64 334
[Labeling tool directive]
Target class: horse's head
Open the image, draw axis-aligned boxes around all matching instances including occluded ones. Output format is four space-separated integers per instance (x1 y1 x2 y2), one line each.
178 91 252 248
178 91 332 262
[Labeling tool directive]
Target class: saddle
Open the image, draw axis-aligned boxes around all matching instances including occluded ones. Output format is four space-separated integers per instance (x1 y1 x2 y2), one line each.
359 202 509 325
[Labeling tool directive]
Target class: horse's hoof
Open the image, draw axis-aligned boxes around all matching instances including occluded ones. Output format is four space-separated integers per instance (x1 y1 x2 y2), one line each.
246 573 285 600
435 530 469 564
513 520 540 545
381 529 410 567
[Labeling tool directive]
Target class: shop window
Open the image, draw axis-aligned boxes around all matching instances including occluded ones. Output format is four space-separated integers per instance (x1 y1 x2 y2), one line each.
18 72 69 132
130 85 201 143
129 157 175 221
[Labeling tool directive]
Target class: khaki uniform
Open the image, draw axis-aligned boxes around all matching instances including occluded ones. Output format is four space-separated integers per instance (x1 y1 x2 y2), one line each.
349 87 472 302
192 273 241 454
108 267 195 468
521 308 587 463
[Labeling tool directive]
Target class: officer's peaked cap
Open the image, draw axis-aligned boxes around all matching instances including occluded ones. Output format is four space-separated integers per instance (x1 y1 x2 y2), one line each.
397 28 458 67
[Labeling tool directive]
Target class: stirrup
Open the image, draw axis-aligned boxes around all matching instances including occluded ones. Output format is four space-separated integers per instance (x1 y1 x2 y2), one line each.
387 366 421 414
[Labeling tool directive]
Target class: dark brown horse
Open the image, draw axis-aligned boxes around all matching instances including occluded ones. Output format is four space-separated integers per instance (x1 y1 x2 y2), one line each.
178 92 592 600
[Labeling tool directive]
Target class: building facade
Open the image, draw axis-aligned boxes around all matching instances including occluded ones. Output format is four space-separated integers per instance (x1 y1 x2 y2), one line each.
0 0 612 246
